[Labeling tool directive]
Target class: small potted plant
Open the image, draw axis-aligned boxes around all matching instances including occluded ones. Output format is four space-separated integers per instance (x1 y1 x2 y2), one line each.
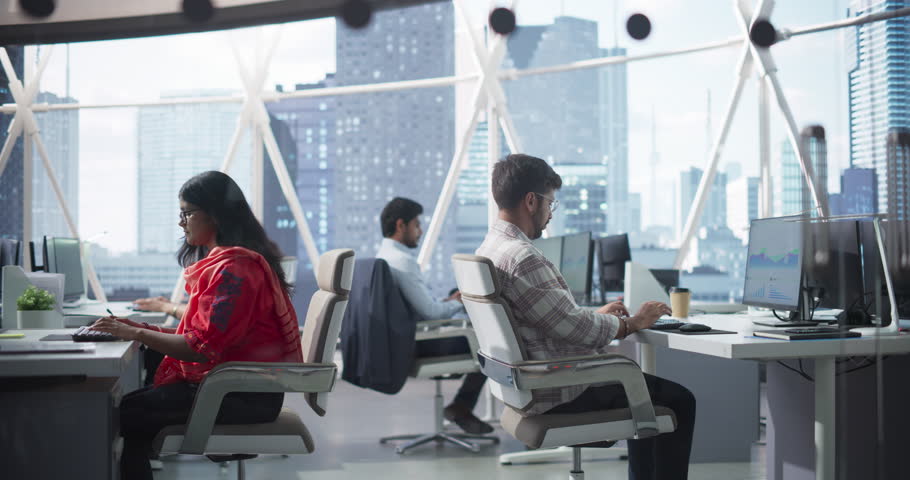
16 285 63 329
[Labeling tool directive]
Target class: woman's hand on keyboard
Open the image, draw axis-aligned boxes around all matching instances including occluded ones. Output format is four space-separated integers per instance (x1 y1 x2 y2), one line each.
90 316 141 341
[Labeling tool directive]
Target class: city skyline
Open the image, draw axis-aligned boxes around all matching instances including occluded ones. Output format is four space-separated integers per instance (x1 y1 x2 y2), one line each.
7 2 876 258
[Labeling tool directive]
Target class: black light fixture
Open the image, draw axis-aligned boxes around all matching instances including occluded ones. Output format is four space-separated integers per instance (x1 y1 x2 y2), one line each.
341 0 372 29
749 19 777 48
626 13 651 41
182 0 215 23
19 0 55 18
489 7 517 35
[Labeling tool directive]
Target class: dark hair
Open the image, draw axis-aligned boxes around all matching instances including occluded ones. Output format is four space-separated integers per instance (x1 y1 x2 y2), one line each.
177 171 291 295
380 197 423 237
491 153 562 209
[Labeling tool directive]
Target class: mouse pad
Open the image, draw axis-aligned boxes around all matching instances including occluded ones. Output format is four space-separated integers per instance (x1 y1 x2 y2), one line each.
668 329 737 335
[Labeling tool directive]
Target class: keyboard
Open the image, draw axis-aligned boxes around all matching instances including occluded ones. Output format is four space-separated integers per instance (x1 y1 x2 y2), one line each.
72 326 120 342
649 318 685 330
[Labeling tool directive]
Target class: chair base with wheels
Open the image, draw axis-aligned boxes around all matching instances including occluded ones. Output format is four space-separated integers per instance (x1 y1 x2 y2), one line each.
380 375 499 453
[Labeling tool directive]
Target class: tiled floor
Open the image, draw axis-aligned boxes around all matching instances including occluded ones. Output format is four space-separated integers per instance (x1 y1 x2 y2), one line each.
153 378 768 479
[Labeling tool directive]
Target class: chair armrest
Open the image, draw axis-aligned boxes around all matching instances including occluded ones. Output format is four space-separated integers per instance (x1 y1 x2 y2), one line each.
417 318 469 330
477 351 660 439
415 325 480 359
179 361 337 454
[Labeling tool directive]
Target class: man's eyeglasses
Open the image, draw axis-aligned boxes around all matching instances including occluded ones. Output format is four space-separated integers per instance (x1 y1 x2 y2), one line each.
179 209 201 222
534 193 559 213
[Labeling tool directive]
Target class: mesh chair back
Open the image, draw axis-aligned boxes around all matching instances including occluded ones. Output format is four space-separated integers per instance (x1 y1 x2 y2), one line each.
300 248 355 416
452 254 533 409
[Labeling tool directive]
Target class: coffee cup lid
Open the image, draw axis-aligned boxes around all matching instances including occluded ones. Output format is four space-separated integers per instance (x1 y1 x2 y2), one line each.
669 287 690 293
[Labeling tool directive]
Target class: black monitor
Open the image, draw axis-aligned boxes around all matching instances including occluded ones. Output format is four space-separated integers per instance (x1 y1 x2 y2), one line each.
860 219 910 321
0 238 20 268
560 232 594 303
597 234 631 297
742 217 804 312
802 220 865 310
43 236 86 303
649 268 680 294
532 236 563 268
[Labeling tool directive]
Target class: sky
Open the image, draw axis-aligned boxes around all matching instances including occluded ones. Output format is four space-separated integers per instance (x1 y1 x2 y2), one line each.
18 0 852 253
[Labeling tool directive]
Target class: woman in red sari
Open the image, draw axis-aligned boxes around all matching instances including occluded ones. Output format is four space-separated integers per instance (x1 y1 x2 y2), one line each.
91 171 302 480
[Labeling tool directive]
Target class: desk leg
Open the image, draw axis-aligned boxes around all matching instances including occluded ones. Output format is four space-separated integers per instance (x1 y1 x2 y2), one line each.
640 344 656 375
814 357 835 480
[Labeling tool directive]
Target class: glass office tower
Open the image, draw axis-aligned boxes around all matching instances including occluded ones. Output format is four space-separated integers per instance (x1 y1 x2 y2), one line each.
847 0 910 214
0 46 24 240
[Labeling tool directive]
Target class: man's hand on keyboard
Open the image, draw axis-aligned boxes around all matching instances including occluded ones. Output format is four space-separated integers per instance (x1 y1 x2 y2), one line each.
596 301 629 317
91 316 141 341
629 301 673 332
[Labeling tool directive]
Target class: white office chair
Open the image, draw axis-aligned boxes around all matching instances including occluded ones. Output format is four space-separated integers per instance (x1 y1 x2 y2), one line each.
452 254 677 480
152 248 355 480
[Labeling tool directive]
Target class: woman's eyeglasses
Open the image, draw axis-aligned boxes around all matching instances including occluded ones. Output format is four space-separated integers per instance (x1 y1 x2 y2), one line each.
179 209 201 222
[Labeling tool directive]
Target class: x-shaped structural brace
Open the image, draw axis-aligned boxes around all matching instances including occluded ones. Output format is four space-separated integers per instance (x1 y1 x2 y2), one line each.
172 29 321 303
0 46 107 302
674 0 828 268
417 0 524 270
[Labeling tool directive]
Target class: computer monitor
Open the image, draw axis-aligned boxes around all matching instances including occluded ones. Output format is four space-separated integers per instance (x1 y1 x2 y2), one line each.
0 238 20 268
43 236 86 303
532 236 563 269
742 217 804 312
802 220 864 310
560 232 594 303
649 268 680 294
860 219 910 321
597 234 631 295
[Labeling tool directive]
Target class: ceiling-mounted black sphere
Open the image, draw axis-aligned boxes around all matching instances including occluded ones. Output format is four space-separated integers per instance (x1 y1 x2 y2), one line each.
19 0 55 18
182 0 215 23
489 7 517 35
626 13 651 40
341 0 372 29
750 19 777 48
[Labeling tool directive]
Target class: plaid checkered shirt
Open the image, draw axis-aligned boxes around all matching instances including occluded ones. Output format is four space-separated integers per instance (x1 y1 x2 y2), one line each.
476 219 621 415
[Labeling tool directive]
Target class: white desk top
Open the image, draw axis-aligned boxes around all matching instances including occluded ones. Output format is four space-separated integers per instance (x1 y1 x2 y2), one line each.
624 314 910 361
63 300 168 327
0 328 140 378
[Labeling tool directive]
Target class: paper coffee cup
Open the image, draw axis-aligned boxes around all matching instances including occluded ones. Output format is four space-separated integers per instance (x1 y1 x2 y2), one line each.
669 287 691 318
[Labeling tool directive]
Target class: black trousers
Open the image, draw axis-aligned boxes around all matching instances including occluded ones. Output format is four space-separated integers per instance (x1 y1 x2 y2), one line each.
547 373 696 480
119 382 284 480
416 336 487 410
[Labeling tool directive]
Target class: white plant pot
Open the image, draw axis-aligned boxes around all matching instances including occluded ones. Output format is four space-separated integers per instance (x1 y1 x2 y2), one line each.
17 310 64 329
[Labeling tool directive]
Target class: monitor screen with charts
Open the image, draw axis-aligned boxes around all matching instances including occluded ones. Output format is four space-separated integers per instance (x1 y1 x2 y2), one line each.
560 232 593 301
742 217 804 311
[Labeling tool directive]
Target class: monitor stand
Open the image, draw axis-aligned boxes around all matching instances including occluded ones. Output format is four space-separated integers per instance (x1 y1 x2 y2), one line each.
751 318 817 328
61 295 87 309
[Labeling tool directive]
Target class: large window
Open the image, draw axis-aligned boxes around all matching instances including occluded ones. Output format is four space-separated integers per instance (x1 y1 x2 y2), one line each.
2 0 905 314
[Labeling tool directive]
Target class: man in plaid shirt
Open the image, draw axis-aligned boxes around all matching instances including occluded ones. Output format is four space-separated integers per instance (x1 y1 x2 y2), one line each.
477 153 696 480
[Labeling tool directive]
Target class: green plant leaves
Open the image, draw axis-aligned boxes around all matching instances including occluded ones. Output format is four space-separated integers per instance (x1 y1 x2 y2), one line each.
16 285 56 311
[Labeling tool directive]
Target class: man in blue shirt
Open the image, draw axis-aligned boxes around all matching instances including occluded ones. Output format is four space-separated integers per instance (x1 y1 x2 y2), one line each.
377 197 492 435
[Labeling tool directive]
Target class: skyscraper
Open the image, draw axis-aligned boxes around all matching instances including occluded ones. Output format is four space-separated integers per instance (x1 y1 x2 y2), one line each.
600 46 629 234
677 167 726 236
776 140 803 216
262 113 297 267
831 167 878 215
800 125 828 215
504 16 617 235
266 77 337 300
136 90 251 253
0 46 24 240
847 0 910 213
727 176 759 241
335 2 456 295
886 127 910 219
32 91 79 240
455 120 489 254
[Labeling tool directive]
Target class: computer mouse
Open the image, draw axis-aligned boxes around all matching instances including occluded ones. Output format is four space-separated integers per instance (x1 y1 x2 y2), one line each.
679 323 712 332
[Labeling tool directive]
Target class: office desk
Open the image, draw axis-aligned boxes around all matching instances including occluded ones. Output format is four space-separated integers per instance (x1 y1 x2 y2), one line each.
0 329 142 480
624 314 910 480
